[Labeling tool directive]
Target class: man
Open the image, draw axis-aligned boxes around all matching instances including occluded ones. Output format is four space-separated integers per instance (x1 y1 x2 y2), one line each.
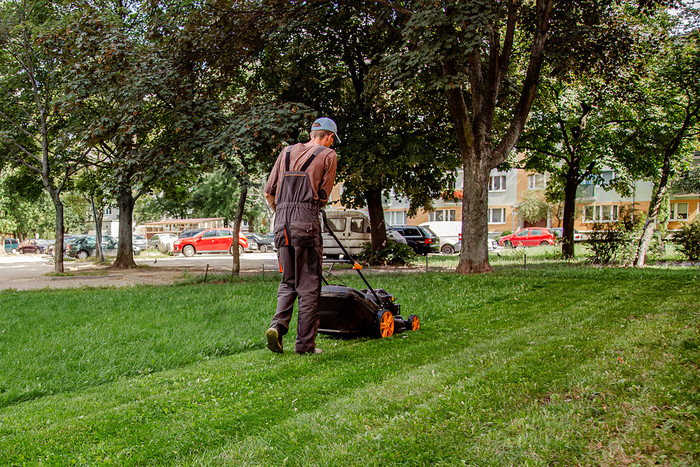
264 117 340 355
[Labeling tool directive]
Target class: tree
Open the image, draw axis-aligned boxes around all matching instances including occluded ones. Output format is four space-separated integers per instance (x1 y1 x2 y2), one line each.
265 2 460 252
58 0 205 268
517 76 637 258
368 0 669 273
632 28 700 266
0 0 89 272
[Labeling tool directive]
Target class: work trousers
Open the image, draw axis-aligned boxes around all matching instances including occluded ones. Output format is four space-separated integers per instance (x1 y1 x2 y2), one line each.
270 238 323 353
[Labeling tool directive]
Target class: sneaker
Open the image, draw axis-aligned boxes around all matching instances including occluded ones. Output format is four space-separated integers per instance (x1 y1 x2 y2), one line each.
296 348 323 355
266 326 283 354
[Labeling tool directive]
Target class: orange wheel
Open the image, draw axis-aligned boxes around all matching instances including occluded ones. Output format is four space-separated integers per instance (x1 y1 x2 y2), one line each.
407 314 420 331
377 310 394 338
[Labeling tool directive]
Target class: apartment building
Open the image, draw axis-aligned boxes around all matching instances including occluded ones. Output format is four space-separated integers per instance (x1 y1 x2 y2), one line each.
377 153 700 235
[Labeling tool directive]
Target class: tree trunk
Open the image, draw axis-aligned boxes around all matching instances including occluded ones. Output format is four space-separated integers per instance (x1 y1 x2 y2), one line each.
91 198 104 262
231 182 248 277
561 173 579 258
457 155 492 274
112 186 136 269
48 191 65 274
635 152 672 267
366 188 387 252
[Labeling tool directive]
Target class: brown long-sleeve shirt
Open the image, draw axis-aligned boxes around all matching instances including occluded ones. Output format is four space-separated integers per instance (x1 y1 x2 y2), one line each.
265 143 338 207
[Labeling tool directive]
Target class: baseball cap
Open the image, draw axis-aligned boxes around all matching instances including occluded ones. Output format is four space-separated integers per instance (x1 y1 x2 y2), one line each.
310 117 341 143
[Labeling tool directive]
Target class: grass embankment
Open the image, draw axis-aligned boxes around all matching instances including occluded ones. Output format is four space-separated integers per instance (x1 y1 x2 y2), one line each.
0 266 698 465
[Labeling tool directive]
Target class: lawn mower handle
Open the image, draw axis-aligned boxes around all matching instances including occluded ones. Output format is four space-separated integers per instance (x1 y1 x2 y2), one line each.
320 210 381 304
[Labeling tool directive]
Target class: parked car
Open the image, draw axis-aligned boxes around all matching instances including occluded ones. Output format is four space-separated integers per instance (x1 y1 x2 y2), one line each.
246 233 275 253
322 210 372 258
4 238 19 254
178 228 206 238
386 226 408 245
498 227 556 248
549 227 583 242
132 235 148 250
419 221 461 254
148 233 177 252
419 221 501 254
391 225 440 255
172 228 248 257
18 239 53 254
66 235 141 259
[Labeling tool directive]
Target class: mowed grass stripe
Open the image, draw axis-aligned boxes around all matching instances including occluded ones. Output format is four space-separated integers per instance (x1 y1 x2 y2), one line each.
0 267 696 465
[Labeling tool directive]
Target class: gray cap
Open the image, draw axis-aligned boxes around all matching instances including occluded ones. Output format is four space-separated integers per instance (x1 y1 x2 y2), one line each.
310 117 341 143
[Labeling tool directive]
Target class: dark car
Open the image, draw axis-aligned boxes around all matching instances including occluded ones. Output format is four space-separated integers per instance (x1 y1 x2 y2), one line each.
18 239 53 254
246 233 275 253
391 225 440 255
66 235 141 259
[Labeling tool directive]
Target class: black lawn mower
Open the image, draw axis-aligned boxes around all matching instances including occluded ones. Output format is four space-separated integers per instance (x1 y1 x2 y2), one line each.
317 210 420 338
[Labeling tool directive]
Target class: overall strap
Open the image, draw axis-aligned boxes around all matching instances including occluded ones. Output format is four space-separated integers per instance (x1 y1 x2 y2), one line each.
284 149 292 172
300 146 327 172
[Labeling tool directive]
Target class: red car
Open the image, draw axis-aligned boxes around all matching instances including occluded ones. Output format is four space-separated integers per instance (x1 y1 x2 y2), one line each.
172 228 248 257
498 227 556 248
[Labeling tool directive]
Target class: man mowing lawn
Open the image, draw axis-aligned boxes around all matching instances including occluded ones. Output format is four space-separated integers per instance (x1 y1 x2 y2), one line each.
264 117 340 355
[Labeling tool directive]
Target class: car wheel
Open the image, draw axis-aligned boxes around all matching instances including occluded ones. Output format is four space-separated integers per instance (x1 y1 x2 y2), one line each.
540 241 549 246
259 244 268 253
239 245 244 255
77 250 89 260
376 310 395 338
19 248 25 254
407 314 420 331
504 240 513 249
440 244 455 255
182 245 195 257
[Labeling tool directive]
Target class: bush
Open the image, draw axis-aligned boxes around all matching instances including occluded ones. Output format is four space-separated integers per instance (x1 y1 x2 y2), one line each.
585 207 641 265
674 218 700 261
357 240 415 266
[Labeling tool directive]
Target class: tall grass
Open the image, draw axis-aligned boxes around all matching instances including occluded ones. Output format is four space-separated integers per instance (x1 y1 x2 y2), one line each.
0 266 697 465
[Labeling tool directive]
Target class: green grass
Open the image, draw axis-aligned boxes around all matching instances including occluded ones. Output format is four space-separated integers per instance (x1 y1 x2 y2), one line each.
0 265 698 465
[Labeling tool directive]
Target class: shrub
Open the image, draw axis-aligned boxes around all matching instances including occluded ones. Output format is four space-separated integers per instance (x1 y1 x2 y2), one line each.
585 207 641 265
674 218 700 261
358 240 415 266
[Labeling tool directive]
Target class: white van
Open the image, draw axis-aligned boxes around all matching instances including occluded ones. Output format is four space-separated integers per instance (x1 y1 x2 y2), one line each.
420 221 500 254
322 209 371 258
419 221 462 254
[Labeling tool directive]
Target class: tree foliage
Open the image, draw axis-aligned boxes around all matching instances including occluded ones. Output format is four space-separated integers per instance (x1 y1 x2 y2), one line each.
261 2 461 252
365 0 672 273
0 0 90 272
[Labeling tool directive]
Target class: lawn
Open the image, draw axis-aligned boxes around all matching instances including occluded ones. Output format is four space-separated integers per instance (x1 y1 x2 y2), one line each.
0 265 698 465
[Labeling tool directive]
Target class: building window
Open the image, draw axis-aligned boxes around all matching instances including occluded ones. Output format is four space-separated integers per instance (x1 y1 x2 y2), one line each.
528 174 546 190
385 210 406 226
488 208 506 224
670 203 689 220
488 175 506 192
583 205 619 222
429 209 456 222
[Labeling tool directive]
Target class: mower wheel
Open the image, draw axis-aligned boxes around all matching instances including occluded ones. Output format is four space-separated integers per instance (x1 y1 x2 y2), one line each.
407 314 420 331
376 310 395 338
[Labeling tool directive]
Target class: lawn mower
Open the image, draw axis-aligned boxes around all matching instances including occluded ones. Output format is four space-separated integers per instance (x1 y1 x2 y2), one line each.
317 210 420 338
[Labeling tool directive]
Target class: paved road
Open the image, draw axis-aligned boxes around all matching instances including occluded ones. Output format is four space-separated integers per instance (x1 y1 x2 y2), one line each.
0 252 281 291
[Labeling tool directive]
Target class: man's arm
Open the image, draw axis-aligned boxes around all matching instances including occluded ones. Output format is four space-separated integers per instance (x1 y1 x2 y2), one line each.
265 193 276 213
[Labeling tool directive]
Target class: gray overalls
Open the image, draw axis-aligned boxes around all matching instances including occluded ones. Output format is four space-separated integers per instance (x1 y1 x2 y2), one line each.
270 146 327 353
